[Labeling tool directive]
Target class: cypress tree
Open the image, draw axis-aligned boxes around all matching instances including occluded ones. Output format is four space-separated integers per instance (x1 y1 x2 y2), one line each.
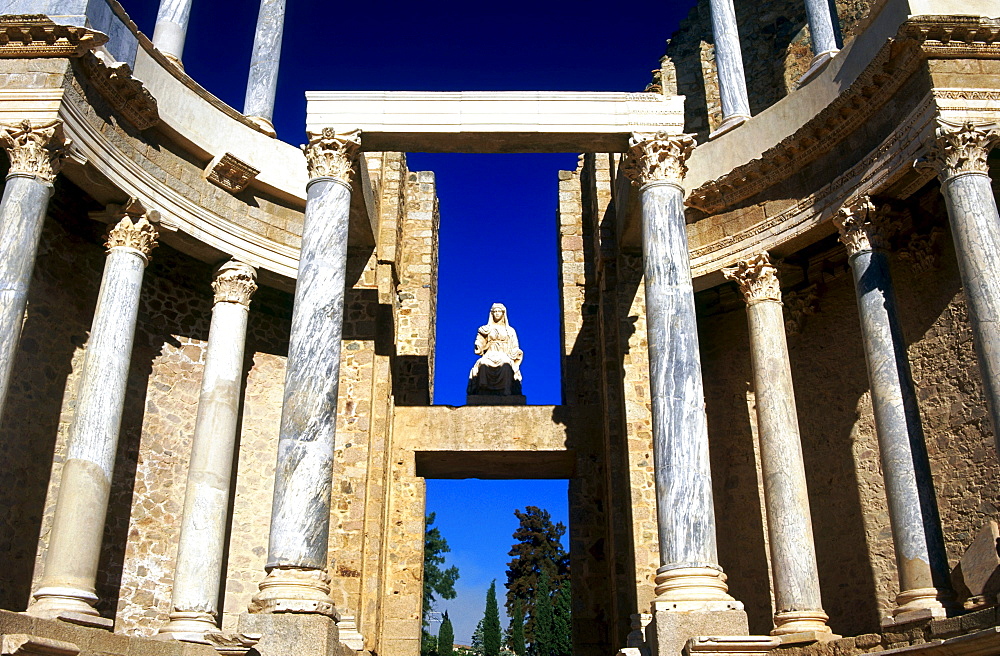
471 619 484 656
551 581 571 656
484 580 502 656
531 569 553 656
509 599 526 656
439 611 455 656
505 507 569 644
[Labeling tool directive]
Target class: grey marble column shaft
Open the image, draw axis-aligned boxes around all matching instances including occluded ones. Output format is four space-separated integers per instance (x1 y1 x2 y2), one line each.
803 0 838 61
0 176 52 420
724 254 829 634
267 176 349 571
835 199 950 621
30 215 157 621
707 0 751 133
152 0 194 63
161 262 257 641
243 0 286 127
640 180 720 573
941 173 1000 457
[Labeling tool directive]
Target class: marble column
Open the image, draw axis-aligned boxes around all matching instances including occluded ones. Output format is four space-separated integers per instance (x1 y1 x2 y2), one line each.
799 0 839 84
924 120 1000 459
707 0 751 138
834 197 952 624
0 119 66 424
152 0 194 65
248 128 360 616
623 132 740 607
29 210 158 624
160 261 257 642
723 253 831 636
243 0 286 136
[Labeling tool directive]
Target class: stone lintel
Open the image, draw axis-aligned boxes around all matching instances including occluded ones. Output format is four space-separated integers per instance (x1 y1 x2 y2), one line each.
414 450 576 479
305 91 685 153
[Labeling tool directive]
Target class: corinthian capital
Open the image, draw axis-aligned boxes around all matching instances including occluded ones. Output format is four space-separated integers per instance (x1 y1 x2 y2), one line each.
923 119 1000 181
0 119 69 183
303 128 361 181
723 252 782 304
623 132 696 187
212 260 258 307
833 196 899 257
106 213 159 262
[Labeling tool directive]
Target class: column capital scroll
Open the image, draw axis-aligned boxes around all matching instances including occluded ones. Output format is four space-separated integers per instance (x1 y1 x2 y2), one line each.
212 260 258 307
922 119 1000 182
0 119 69 183
722 252 782 304
303 128 361 182
623 131 696 187
833 196 899 257
106 214 159 262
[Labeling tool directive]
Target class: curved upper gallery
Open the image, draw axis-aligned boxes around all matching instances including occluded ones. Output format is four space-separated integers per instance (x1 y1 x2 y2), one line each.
9 0 997 289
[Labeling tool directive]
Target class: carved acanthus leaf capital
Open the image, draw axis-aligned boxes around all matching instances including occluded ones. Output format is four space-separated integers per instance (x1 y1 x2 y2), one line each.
106 212 159 261
723 252 782 304
833 196 899 256
623 132 696 187
212 260 258 307
0 119 69 182
922 119 1000 181
303 128 361 181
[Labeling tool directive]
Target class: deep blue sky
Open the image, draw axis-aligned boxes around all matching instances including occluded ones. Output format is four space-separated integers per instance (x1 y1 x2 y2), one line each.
122 0 695 643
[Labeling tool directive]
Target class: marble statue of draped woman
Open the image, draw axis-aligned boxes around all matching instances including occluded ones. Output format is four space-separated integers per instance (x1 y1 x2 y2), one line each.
467 303 523 395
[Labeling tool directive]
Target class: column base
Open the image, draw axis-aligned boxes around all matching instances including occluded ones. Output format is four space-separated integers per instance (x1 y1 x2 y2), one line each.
797 50 838 87
336 615 365 651
249 567 340 618
654 566 742 607
162 53 184 70
882 587 952 626
245 116 277 138
156 611 221 643
27 587 113 629
771 609 834 636
709 114 750 140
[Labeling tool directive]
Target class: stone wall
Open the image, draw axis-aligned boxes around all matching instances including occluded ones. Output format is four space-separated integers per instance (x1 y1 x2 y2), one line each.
658 0 874 138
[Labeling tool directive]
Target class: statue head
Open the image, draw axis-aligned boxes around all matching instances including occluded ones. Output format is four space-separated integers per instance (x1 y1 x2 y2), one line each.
488 303 509 327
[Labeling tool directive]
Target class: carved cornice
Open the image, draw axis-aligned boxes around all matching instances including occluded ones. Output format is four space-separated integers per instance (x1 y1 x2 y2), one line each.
722 252 782 304
106 213 158 261
0 15 107 58
205 152 259 193
921 119 1000 181
79 52 159 130
899 227 945 273
622 132 696 187
833 196 899 256
212 260 257 307
303 128 361 181
686 15 1000 215
0 119 68 182
783 285 819 336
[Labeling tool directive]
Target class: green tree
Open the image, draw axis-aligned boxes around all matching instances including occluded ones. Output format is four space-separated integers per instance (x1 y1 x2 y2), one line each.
483 580 502 656
471 619 484 655
439 611 455 656
421 628 438 656
423 512 460 625
551 581 571 656
505 507 569 644
530 569 554 656
508 599 526 656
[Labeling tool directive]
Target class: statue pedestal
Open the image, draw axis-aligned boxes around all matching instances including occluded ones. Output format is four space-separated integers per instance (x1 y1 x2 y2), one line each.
466 394 526 406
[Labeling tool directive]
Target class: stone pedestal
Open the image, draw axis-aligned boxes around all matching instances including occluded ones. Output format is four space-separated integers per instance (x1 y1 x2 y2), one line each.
649 603 748 656
238 613 351 656
466 394 526 406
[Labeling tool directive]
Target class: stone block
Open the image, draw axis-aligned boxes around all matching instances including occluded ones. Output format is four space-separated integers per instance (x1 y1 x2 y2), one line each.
951 521 1000 609
238 613 343 656
649 608 748 656
0 611 37 636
